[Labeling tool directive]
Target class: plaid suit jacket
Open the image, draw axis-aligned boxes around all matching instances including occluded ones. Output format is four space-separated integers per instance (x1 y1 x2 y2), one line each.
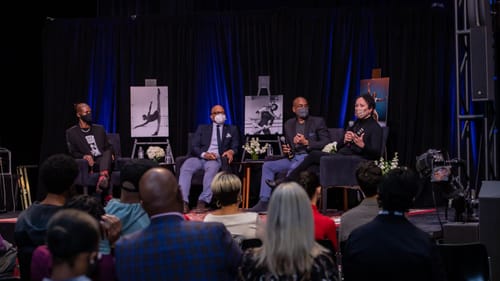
115 213 242 281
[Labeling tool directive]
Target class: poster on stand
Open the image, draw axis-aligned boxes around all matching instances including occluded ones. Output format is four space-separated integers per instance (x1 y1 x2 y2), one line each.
360 77 389 126
130 86 169 137
244 95 283 135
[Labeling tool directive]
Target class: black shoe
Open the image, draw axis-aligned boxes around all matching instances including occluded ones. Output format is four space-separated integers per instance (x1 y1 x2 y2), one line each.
183 202 190 214
265 177 285 188
194 200 210 213
247 200 269 213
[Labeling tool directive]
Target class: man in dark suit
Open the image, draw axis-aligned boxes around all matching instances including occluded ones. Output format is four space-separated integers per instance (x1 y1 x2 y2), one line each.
115 167 242 281
178 104 240 213
249 97 330 212
66 102 113 192
342 167 447 281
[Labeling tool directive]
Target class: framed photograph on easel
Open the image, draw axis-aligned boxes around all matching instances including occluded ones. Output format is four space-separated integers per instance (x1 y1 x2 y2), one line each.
244 95 283 135
130 86 169 137
360 77 389 126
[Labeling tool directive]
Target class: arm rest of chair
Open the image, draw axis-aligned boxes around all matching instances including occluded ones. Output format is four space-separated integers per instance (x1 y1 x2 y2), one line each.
114 157 132 171
174 155 190 178
319 154 366 187
74 158 89 186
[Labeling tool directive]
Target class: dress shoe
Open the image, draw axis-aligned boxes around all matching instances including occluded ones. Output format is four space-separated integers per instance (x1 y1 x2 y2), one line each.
265 177 285 188
247 200 269 213
183 202 190 214
193 200 209 213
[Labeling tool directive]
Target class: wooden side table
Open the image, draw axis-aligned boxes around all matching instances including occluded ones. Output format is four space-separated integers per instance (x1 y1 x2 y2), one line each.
237 160 264 209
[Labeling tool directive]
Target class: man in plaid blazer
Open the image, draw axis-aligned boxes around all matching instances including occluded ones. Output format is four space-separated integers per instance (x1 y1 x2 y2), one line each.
115 167 242 281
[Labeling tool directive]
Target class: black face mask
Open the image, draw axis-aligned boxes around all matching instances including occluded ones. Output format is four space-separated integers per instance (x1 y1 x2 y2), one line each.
81 113 93 124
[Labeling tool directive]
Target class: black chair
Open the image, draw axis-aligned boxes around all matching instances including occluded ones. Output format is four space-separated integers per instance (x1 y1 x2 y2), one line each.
320 126 389 212
437 242 491 281
240 238 263 250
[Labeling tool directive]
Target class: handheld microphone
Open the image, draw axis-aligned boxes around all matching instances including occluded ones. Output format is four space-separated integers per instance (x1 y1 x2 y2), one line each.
280 136 294 159
348 120 354 130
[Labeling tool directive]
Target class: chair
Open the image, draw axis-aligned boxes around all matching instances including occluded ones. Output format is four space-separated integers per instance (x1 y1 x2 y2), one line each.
437 242 491 281
72 133 130 196
320 126 389 213
240 238 263 250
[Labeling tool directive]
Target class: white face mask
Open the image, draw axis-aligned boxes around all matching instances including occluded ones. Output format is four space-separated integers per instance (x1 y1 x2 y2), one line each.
214 113 226 124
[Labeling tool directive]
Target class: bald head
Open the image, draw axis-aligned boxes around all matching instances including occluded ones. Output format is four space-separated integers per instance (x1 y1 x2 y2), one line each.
139 167 183 216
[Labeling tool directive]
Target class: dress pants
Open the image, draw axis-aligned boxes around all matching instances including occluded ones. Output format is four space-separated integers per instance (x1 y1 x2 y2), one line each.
178 157 221 204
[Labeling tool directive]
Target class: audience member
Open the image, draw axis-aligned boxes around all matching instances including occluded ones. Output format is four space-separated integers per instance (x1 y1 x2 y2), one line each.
249 97 330 212
66 102 113 193
342 167 447 281
14 153 79 281
239 182 339 281
297 171 338 252
41 209 101 281
0 234 17 279
268 93 383 185
105 158 158 236
203 171 260 239
339 161 382 245
31 194 121 281
115 167 242 281
178 104 240 213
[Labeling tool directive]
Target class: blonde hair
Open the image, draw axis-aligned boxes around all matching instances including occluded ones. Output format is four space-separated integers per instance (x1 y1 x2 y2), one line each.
210 171 241 206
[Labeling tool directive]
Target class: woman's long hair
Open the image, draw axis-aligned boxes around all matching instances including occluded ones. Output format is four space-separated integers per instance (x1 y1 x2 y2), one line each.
257 182 324 277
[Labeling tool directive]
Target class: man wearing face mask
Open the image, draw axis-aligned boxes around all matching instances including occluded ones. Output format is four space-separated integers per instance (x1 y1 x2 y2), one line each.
264 93 383 192
248 96 330 213
66 102 114 193
178 104 240 213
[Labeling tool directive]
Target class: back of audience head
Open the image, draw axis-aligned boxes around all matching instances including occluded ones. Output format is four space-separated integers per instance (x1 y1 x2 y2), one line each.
355 161 383 197
65 195 105 222
263 181 319 276
297 170 320 201
39 153 79 195
120 158 159 193
210 171 242 207
46 209 100 268
139 167 182 215
378 167 420 212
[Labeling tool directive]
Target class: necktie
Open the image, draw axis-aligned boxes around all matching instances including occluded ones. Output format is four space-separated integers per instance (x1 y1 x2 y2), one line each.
217 125 223 156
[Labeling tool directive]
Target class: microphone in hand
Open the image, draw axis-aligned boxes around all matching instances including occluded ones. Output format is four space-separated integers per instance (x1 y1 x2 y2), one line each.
280 136 294 159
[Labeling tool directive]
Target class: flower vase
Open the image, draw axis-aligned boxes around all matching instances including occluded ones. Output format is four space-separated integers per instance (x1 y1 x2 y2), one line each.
251 154 259 160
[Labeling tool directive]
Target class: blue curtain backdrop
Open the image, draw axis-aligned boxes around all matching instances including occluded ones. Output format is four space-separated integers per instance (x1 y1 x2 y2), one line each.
22 0 499 192
38 3 459 172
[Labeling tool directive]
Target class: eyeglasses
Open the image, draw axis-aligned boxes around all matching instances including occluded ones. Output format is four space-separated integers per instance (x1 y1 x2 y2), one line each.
295 104 308 108
211 111 225 115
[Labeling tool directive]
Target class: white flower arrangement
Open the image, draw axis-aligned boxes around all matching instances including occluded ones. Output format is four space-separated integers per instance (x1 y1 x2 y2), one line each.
322 141 338 154
375 152 399 175
146 146 165 161
242 137 270 159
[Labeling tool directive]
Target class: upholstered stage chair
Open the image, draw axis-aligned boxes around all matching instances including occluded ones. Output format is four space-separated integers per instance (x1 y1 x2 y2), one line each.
320 126 389 213
72 133 130 196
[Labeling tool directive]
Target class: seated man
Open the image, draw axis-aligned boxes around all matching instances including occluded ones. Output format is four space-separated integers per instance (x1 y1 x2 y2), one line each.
66 102 113 193
115 167 242 281
249 96 330 212
339 161 382 246
14 153 79 281
342 167 447 281
178 104 240 213
105 158 159 236
267 93 383 186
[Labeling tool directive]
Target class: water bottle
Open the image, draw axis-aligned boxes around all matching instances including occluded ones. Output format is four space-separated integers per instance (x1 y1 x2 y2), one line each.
137 146 144 159
267 144 273 157
165 144 174 164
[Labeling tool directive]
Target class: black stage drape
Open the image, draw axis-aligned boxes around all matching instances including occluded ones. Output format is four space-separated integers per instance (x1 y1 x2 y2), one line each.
4 0 496 189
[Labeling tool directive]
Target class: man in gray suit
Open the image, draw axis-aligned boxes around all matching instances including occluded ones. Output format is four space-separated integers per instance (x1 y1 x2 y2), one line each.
249 97 330 212
178 105 240 213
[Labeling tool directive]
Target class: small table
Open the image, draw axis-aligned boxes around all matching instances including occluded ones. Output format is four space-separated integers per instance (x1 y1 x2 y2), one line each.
236 160 264 209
